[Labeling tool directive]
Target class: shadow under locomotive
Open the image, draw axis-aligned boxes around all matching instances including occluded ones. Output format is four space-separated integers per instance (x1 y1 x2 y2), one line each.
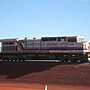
0 61 60 79
0 61 82 79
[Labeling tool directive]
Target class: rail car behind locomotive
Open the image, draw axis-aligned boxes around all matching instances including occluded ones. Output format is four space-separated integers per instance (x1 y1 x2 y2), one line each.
0 36 90 62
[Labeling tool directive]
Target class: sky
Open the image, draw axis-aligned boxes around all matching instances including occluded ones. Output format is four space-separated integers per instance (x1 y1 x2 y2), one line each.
0 0 90 41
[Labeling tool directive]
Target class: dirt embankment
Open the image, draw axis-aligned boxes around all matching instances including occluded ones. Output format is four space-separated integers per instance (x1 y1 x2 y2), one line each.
0 62 90 86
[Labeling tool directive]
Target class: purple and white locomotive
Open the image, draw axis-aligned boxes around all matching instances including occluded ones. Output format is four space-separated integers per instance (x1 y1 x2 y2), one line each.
0 36 90 62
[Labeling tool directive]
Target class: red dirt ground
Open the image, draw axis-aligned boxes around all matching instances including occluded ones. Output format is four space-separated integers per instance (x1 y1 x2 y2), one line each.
0 82 90 90
0 62 90 90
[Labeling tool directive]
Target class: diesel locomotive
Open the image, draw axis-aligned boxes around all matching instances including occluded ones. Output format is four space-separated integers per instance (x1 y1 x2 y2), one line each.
0 36 90 62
